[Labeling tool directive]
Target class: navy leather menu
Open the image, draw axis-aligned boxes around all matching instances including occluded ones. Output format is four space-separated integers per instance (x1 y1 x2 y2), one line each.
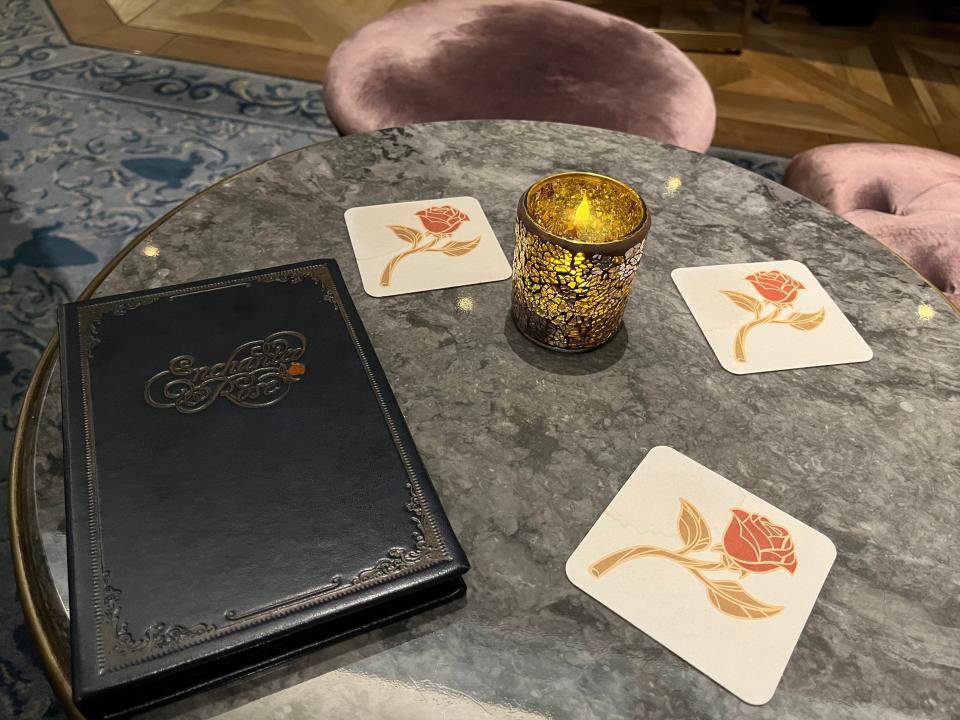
58 260 469 718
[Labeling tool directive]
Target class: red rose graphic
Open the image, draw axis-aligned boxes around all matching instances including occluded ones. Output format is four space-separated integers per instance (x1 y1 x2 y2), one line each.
745 270 804 305
590 499 797 620
416 205 469 234
379 205 481 287
722 509 797 575
723 268 824 362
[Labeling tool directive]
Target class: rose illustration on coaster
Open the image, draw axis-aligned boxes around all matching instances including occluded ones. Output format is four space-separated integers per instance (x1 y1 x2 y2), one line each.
722 270 825 362
379 205 481 287
589 499 797 619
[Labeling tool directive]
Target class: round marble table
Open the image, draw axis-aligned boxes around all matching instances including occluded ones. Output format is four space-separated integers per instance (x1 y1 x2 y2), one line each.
11 120 960 720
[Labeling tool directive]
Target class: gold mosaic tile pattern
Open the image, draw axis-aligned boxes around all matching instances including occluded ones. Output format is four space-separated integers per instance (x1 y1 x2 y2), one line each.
510 220 645 351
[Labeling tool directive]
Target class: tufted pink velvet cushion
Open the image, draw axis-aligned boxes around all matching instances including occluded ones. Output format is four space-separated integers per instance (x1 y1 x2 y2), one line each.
324 0 716 152
785 143 960 308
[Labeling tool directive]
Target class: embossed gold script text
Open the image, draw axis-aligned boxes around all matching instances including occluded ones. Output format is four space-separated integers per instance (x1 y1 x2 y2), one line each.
144 331 306 413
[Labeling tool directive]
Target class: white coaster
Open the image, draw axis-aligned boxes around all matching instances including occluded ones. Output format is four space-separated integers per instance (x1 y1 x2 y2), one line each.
566 446 836 705
672 260 872 374
344 196 512 297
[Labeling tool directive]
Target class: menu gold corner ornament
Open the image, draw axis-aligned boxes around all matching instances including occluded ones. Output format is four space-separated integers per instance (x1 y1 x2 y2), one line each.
144 330 307 413
589 499 798 620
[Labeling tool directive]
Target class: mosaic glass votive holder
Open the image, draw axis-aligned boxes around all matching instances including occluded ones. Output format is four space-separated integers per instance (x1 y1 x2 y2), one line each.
511 172 651 351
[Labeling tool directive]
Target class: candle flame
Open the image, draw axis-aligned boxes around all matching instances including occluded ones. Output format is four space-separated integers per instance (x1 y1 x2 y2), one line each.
573 192 592 227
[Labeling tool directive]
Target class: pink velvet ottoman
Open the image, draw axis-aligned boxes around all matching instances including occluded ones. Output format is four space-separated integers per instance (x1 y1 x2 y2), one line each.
785 144 960 309
323 0 716 152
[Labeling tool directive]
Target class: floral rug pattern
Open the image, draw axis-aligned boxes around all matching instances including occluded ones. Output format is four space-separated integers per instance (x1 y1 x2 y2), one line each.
0 1 786 716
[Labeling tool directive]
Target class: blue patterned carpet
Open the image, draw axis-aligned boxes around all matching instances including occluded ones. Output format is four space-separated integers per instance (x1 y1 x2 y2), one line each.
0 1 336 716
0 1 786 717
707 147 789 183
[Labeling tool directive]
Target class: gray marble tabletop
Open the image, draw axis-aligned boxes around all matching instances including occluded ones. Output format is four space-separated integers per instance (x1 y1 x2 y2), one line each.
22 120 960 719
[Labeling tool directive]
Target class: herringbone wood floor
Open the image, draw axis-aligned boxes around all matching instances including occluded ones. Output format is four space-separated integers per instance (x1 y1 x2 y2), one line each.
686 3 960 154
49 0 960 156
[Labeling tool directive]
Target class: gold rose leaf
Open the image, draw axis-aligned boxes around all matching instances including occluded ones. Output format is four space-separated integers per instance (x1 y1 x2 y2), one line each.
677 498 712 552
721 290 763 316
704 580 784 619
437 236 481 257
387 224 422 245
780 308 825 331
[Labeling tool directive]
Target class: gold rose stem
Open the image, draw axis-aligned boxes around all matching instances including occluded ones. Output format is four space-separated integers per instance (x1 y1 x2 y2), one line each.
379 236 438 287
589 545 725 578
734 306 781 362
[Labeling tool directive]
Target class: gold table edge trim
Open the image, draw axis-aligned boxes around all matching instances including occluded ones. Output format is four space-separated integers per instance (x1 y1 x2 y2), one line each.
8 143 306 719
8 124 960 718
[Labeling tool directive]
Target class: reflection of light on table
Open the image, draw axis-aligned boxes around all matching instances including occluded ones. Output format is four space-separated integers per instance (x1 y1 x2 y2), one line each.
212 668 550 720
663 176 682 196
916 303 935 322
141 244 160 257
457 296 474 313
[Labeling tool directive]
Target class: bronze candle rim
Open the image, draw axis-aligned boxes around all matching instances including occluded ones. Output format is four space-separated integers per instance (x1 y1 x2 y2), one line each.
518 171 650 256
